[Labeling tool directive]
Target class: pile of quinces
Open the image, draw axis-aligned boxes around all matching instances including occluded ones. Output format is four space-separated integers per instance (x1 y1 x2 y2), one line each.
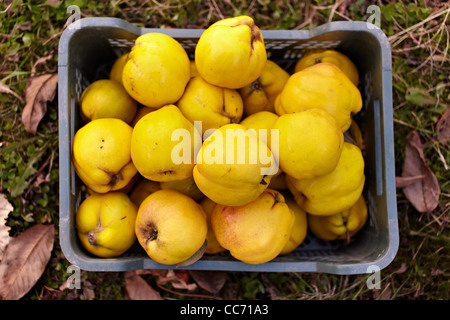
72 15 368 266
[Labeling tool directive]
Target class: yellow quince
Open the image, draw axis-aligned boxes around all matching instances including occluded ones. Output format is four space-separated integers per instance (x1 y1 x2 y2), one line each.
272 108 344 180
239 60 290 116
286 142 365 216
279 193 308 255
199 197 226 255
122 33 190 109
177 76 243 137
79 79 137 124
274 62 362 132
76 191 137 258
211 189 294 264
109 52 129 85
72 118 137 194
193 123 277 206
129 179 161 208
195 15 267 89
131 105 201 182
294 49 359 86
239 111 279 150
308 195 368 241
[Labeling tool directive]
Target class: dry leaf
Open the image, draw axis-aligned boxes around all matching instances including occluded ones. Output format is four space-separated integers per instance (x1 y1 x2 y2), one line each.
0 224 54 300
31 51 55 76
188 270 227 295
0 82 24 104
395 175 425 188
124 271 162 300
395 263 408 274
21 74 58 135
39 285 65 300
400 131 440 213
0 194 13 262
81 279 95 300
157 269 197 291
436 108 450 147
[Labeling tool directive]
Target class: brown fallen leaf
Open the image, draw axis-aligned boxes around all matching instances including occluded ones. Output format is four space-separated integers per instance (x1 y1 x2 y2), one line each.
157 269 197 291
395 175 425 188
82 279 96 300
436 108 450 147
31 51 55 76
0 82 25 104
400 131 440 213
0 194 13 262
124 270 162 300
395 263 408 274
39 285 65 300
21 74 58 135
0 224 54 300
188 270 227 295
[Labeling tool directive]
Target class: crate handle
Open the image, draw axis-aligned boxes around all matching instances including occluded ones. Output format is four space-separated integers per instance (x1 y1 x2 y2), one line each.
373 98 383 196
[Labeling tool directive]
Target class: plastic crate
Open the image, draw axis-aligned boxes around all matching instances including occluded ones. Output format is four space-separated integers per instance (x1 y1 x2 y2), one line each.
58 17 399 274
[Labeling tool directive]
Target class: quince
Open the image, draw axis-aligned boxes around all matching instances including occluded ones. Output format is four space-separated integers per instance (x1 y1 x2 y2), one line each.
129 179 161 208
80 79 137 124
122 33 190 109
240 111 282 177
279 194 308 255
160 176 204 201
189 60 199 78
199 197 226 254
294 49 359 86
195 15 267 89
177 76 243 136
239 111 279 150
274 62 362 132
72 118 137 193
193 123 277 206
308 195 368 241
286 142 365 216
76 191 137 258
135 189 208 265
347 119 364 150
272 108 344 180
109 52 129 85
130 107 155 127
268 172 288 191
211 189 294 264
131 105 201 182
239 60 290 116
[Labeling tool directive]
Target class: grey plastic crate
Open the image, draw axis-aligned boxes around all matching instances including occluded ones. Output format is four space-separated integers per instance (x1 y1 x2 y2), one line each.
58 17 398 274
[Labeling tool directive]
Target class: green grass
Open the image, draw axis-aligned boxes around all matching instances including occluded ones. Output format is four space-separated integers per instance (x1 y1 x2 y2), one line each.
1 0 449 300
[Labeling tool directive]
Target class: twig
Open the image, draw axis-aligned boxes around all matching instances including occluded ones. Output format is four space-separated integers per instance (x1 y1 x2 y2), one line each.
389 5 450 45
210 0 224 20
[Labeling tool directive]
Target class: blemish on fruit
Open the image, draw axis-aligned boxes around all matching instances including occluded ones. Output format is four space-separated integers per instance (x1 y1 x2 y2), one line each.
87 230 98 246
260 175 268 185
108 172 121 186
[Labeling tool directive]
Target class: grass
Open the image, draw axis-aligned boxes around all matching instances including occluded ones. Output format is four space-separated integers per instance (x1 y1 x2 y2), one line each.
1 0 449 300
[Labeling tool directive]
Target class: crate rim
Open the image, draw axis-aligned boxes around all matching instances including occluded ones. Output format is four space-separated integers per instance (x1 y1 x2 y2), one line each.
58 17 399 274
